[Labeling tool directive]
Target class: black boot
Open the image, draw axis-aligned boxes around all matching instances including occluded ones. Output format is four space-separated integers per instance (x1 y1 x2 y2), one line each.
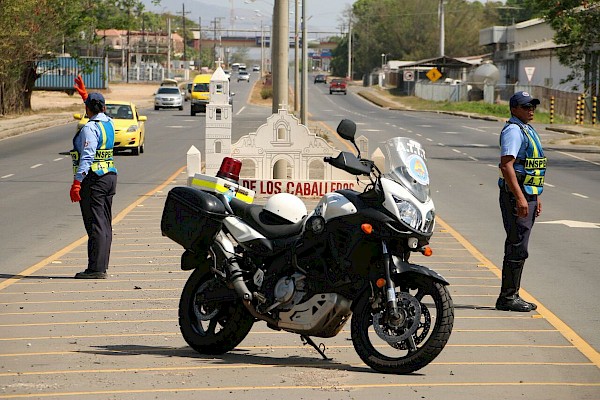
496 260 533 312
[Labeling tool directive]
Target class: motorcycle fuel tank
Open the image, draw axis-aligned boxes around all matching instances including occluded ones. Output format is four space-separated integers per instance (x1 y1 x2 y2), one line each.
313 192 357 221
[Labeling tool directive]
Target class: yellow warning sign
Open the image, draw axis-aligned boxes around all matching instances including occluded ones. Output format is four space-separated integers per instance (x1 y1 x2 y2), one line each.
426 68 442 82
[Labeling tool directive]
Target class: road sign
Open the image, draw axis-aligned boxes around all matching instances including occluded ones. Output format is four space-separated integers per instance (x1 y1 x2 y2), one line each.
426 67 442 82
525 66 535 83
403 70 415 82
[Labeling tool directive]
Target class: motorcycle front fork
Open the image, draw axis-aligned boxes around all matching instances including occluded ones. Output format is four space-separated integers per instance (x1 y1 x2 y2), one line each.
382 241 401 320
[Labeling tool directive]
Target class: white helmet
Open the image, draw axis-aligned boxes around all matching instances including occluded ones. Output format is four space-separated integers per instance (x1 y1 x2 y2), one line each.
264 193 307 223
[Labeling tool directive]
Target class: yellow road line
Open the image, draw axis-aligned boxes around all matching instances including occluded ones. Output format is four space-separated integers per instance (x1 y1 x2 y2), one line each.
2 382 599 399
437 216 600 369
0 363 595 378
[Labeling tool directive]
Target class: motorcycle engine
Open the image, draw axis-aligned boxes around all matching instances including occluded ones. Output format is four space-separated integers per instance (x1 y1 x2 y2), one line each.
272 273 306 311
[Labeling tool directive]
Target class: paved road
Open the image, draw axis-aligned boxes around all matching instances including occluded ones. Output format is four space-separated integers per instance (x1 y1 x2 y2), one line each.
0 75 599 398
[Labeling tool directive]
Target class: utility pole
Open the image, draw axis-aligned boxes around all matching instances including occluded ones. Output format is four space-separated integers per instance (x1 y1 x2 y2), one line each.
294 0 300 113
301 0 307 124
167 17 171 79
347 14 352 80
272 0 289 114
439 0 445 57
178 4 190 63
198 17 202 68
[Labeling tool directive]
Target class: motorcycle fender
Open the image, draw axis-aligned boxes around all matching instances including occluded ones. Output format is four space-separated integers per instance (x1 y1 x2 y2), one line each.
391 256 449 285
181 249 210 272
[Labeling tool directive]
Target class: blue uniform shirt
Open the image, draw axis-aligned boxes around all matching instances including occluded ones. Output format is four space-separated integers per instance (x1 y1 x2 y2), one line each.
499 116 533 175
73 113 113 182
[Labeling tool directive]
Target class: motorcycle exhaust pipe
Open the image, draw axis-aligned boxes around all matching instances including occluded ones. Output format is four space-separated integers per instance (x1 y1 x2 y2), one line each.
214 235 252 301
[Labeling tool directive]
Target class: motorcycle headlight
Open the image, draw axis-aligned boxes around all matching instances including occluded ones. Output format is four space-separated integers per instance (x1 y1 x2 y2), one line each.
127 125 138 132
393 196 422 231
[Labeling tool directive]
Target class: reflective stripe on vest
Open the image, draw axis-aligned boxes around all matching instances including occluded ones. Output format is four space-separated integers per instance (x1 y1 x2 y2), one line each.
499 122 547 195
71 120 117 176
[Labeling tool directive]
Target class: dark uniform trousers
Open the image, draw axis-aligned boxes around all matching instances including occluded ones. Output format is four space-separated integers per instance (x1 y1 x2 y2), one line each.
498 185 538 299
79 172 117 273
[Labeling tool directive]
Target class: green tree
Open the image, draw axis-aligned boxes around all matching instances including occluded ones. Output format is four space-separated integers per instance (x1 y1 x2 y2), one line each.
534 0 600 88
0 0 150 115
348 0 507 78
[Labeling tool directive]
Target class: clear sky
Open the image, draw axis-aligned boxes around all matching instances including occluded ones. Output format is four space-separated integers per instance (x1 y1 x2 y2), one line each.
141 0 356 39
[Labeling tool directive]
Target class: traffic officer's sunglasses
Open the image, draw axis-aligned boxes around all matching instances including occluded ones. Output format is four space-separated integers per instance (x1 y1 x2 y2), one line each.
520 104 537 111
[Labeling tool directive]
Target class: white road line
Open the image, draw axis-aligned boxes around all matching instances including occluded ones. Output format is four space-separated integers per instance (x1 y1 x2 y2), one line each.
31 164 43 169
452 149 461 153
461 125 486 132
426 138 433 141
53 158 64 162
1 174 14 179
469 156 478 161
557 151 600 166
438 143 446 146
236 106 246 115
572 193 589 199
545 183 555 187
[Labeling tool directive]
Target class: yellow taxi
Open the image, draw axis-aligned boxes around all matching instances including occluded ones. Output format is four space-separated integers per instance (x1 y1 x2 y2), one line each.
73 101 147 156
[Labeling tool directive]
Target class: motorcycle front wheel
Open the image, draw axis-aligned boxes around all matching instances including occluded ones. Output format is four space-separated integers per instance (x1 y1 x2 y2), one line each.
179 268 255 355
351 274 454 374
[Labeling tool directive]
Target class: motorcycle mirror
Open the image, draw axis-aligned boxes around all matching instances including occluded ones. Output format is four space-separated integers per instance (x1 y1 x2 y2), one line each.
336 119 356 141
337 119 362 158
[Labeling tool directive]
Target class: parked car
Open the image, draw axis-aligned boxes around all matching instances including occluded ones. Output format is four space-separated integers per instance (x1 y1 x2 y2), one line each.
252 65 261 72
154 87 184 110
237 71 250 82
329 78 347 95
180 82 192 101
314 74 327 84
73 101 147 155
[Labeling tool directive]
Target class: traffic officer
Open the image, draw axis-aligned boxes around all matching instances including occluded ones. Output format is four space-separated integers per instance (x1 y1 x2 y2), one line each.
496 91 546 312
70 76 117 279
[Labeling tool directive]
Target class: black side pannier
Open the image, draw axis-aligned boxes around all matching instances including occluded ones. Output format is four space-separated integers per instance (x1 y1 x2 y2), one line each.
161 186 227 252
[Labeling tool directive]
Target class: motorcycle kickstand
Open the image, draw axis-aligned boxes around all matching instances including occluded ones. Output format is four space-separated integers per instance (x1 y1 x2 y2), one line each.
300 335 331 360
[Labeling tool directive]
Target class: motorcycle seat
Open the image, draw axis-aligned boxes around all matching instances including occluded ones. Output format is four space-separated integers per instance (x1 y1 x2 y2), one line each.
230 198 305 239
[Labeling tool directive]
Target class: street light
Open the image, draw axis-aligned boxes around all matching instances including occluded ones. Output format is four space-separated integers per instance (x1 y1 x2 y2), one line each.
381 53 385 69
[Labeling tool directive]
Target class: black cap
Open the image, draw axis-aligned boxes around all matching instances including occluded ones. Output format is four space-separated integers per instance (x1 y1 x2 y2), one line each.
85 92 105 107
510 91 540 107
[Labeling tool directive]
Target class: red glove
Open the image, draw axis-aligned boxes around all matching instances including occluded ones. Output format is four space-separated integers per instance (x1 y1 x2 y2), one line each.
74 75 88 101
70 179 81 202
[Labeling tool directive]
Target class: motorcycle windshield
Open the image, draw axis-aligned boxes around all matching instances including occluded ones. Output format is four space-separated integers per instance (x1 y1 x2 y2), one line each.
383 137 431 203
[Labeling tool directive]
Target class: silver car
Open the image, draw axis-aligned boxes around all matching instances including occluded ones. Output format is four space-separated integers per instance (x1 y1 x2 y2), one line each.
154 87 184 110
237 71 250 82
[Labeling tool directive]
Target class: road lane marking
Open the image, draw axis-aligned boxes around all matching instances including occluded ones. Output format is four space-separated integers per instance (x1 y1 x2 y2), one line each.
557 150 600 166
572 192 589 199
30 164 42 168
1 174 14 178
436 216 600 368
538 220 599 228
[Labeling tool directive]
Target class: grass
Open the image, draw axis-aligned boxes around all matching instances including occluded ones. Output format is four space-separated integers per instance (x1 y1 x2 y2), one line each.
384 87 571 125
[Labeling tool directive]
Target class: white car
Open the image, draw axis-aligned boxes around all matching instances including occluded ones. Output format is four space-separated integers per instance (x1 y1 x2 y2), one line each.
154 87 183 110
237 71 250 82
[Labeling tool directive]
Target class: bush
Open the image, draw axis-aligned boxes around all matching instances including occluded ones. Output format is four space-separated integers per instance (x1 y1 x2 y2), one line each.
260 86 273 99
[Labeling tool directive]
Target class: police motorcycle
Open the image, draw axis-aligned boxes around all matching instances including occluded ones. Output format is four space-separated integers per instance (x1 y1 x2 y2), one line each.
161 119 454 374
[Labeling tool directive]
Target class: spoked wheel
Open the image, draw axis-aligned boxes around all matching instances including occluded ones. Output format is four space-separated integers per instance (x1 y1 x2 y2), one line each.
351 275 454 374
179 269 254 355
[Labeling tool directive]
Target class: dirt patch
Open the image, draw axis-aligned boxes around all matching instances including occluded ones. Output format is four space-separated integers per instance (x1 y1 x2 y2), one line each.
30 83 158 112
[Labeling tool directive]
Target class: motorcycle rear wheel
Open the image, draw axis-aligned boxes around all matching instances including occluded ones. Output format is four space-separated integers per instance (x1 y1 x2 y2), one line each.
351 275 454 374
179 268 254 355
